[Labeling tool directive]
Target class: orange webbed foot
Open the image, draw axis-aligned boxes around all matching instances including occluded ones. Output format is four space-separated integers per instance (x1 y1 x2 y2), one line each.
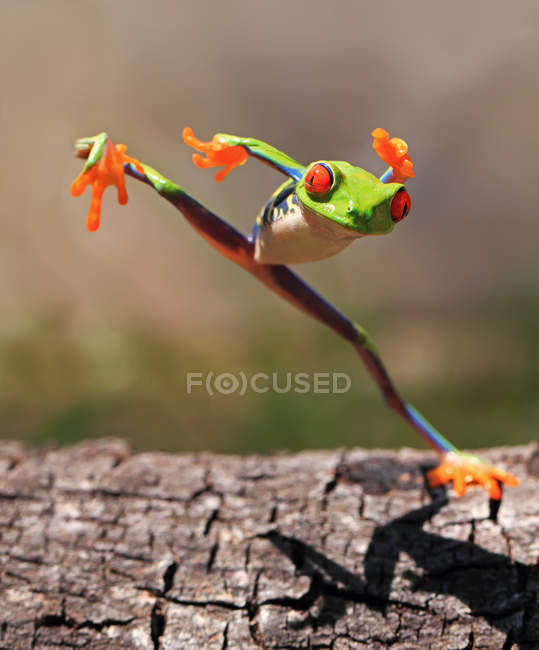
71 134 143 231
427 452 519 500
182 127 248 182
372 127 416 184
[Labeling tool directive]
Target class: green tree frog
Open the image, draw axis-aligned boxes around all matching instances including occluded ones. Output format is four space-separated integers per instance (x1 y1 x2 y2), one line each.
70 126 519 501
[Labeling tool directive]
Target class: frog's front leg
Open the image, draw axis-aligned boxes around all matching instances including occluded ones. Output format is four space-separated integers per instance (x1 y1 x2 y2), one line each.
72 134 519 501
183 128 306 182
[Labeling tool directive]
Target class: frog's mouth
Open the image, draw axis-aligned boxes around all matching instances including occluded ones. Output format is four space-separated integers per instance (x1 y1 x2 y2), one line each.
300 202 363 240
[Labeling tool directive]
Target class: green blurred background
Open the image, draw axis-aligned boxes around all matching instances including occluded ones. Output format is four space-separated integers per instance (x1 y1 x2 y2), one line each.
1 1 538 453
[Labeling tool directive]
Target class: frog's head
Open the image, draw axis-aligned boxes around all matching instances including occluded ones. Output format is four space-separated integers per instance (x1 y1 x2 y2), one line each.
295 161 411 235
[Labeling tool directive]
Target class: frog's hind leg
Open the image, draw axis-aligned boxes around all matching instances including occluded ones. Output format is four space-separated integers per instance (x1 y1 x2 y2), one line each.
124 162 259 270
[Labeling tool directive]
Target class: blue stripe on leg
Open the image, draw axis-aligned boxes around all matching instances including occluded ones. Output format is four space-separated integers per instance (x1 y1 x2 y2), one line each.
404 404 458 454
380 168 394 184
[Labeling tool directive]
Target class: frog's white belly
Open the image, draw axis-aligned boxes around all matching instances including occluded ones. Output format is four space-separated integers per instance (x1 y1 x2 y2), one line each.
254 194 360 264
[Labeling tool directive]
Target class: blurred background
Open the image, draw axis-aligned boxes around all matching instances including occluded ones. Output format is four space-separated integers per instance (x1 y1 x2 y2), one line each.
1 1 538 454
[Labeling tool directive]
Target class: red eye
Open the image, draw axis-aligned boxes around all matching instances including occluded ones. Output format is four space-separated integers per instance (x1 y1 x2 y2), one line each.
390 189 411 222
305 163 333 196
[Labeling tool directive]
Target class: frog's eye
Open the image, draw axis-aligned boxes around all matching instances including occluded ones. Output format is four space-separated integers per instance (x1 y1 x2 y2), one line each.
305 163 334 196
390 188 411 222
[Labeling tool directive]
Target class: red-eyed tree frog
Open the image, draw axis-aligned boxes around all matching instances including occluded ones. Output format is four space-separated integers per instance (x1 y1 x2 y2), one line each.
71 127 519 500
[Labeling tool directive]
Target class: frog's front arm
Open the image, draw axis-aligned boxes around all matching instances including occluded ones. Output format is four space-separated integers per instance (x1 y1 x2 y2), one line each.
182 127 306 182
71 130 519 501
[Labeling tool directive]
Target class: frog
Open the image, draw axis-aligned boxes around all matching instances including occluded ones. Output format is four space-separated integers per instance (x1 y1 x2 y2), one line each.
70 126 519 501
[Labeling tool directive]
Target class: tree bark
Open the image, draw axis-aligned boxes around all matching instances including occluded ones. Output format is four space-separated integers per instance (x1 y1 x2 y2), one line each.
0 440 537 649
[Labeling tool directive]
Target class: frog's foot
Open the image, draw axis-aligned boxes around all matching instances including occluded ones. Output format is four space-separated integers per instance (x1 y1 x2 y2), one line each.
71 133 143 231
182 127 248 182
371 128 415 184
427 451 519 500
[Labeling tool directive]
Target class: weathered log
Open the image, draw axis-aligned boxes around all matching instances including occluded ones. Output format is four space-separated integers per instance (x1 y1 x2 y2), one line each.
0 440 537 649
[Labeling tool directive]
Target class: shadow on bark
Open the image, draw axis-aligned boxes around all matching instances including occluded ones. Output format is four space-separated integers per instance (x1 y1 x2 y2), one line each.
263 486 535 648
